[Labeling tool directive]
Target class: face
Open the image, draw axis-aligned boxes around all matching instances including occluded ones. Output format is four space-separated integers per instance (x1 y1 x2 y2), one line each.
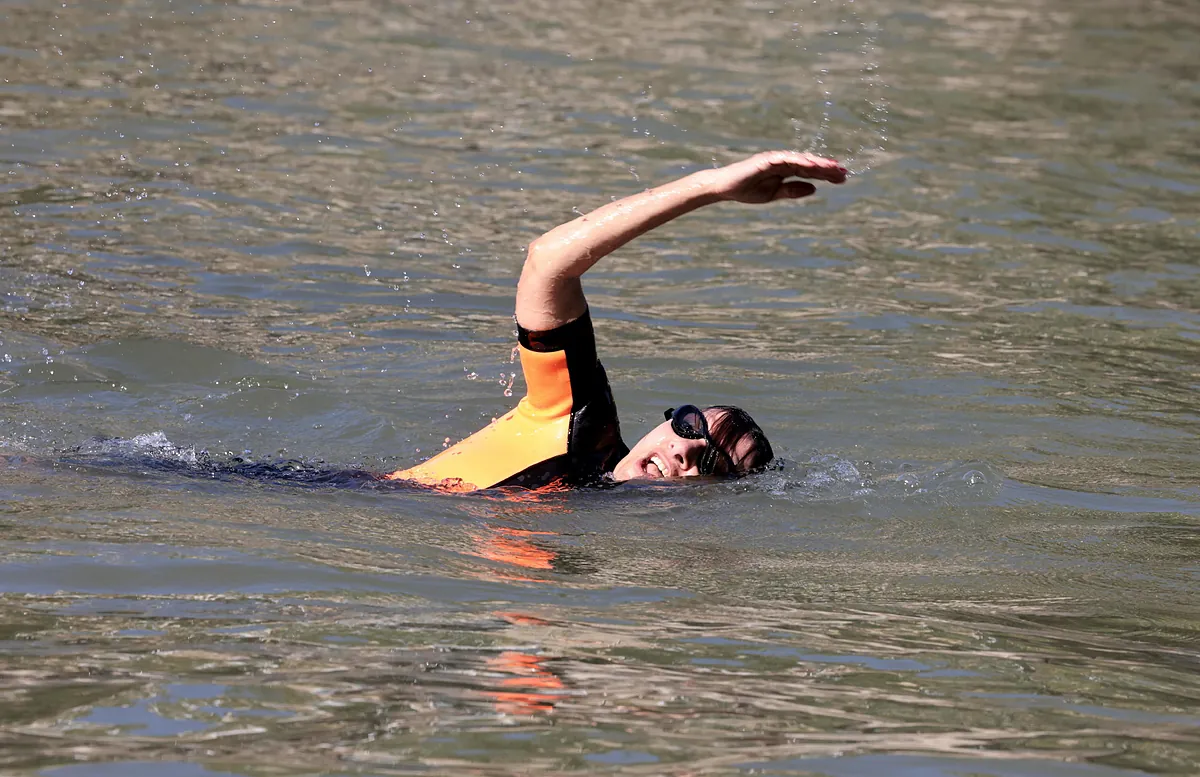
611 407 754 482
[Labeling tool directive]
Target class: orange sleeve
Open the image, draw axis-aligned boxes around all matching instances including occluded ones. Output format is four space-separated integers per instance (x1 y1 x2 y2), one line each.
384 345 573 491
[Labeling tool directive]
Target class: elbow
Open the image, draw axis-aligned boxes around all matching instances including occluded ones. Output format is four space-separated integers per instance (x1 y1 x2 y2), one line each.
524 237 545 266
518 240 549 294
522 238 566 281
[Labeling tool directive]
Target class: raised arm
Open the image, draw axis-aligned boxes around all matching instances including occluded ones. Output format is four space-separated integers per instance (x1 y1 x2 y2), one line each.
514 150 848 331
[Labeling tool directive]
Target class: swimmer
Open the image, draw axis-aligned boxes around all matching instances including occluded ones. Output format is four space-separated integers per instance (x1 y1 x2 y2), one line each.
36 151 846 491
388 150 847 491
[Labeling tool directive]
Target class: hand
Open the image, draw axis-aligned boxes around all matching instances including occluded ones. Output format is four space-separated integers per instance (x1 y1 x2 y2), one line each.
704 150 847 204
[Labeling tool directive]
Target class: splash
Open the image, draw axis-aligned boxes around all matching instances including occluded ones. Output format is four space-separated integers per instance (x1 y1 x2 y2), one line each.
59 434 440 492
789 0 889 174
69 431 202 464
755 455 1002 504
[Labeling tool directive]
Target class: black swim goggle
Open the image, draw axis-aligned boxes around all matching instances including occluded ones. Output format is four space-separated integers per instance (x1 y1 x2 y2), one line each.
664 405 735 477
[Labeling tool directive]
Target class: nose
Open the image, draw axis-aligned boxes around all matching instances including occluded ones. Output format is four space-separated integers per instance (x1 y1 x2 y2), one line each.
670 438 704 475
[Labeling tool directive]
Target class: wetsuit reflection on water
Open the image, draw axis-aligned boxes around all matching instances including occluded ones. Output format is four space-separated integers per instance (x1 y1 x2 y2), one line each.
459 492 590 715
461 488 599 582
486 614 568 716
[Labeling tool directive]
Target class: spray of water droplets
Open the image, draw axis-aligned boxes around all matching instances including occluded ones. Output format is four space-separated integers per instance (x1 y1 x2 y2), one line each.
789 0 888 175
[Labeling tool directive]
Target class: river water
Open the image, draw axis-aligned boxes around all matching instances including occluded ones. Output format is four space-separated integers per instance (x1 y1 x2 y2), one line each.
2 0 1198 774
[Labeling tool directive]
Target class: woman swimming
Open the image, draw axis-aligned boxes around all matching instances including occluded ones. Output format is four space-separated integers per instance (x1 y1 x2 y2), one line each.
387 150 847 491
28 151 846 490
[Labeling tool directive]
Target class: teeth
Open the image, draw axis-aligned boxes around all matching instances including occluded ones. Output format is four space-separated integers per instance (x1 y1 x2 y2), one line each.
649 456 666 477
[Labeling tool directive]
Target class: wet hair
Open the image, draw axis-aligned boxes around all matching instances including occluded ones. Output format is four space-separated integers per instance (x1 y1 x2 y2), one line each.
704 405 774 476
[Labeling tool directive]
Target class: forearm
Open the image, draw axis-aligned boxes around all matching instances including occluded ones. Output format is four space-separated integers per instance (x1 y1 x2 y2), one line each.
514 151 845 331
516 169 720 330
528 169 719 280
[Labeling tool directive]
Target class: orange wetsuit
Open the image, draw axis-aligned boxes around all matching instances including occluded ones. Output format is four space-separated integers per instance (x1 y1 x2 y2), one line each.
386 310 628 491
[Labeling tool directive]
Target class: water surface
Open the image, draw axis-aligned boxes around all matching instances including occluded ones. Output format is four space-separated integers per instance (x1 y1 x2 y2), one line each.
2 0 1199 774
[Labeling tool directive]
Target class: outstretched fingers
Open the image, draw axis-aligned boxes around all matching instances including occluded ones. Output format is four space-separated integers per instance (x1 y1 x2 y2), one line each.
708 150 849 204
759 150 848 184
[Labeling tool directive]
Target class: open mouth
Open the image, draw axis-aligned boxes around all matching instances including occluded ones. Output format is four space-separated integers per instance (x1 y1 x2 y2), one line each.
648 455 668 478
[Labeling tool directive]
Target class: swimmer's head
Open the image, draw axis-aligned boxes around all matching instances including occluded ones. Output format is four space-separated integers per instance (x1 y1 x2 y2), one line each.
611 404 774 482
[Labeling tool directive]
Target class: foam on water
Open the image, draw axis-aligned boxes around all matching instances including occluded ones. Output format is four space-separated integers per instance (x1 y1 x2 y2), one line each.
59 432 384 489
756 454 1003 504
69 431 202 465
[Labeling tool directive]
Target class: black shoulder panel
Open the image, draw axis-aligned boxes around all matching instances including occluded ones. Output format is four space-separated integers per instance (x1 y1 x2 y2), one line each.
518 309 596 354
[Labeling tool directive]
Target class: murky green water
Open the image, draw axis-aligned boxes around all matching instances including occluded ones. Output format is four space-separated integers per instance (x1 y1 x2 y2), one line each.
2 0 1199 774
